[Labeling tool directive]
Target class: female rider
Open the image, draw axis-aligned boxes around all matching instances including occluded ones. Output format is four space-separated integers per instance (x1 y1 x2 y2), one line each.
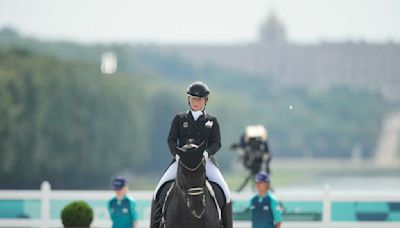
151 81 232 228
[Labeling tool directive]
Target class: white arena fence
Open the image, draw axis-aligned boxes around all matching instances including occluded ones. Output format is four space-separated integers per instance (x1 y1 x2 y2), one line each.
0 182 399 228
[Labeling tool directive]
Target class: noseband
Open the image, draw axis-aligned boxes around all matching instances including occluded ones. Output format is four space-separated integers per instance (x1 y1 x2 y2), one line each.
176 157 206 219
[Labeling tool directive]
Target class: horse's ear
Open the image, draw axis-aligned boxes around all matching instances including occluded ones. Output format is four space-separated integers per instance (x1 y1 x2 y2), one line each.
178 148 191 166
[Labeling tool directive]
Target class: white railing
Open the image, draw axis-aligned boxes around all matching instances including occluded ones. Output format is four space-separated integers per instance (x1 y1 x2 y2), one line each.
0 182 399 228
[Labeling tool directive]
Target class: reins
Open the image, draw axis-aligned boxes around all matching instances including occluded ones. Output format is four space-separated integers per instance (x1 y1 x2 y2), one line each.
179 157 205 172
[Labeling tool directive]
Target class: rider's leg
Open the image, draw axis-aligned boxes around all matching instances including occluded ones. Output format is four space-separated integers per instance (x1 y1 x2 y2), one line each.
205 158 231 203
205 158 233 228
222 202 233 228
153 160 178 199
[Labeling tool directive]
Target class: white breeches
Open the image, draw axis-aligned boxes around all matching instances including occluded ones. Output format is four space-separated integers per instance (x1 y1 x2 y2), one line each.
154 157 231 203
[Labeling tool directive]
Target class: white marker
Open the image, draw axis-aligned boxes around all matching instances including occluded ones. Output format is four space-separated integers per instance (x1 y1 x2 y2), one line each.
101 52 118 74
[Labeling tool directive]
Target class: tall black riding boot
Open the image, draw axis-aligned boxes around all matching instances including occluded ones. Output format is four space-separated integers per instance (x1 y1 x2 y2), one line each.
150 198 162 228
221 202 233 228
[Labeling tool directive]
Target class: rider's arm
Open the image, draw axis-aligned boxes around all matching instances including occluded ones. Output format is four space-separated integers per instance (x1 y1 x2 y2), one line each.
206 117 221 156
167 115 179 157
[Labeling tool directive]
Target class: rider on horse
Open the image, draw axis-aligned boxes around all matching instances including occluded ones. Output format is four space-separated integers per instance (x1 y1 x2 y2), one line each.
151 81 232 228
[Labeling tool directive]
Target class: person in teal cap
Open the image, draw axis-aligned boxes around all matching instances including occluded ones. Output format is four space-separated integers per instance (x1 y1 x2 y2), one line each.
108 177 138 228
250 172 282 228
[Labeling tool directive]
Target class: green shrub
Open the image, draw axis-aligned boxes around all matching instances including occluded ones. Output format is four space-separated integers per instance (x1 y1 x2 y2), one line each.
61 201 93 227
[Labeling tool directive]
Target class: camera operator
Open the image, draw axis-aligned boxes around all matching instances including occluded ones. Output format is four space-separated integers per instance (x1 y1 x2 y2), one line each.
231 125 271 175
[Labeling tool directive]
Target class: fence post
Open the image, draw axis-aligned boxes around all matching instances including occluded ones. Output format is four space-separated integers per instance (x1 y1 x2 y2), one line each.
41 181 51 228
322 184 331 228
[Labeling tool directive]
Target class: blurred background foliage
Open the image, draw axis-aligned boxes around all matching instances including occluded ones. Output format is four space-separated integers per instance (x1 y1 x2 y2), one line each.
0 29 389 189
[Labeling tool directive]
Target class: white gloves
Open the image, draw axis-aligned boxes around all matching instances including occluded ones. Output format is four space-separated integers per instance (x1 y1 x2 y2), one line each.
181 143 199 151
203 151 209 159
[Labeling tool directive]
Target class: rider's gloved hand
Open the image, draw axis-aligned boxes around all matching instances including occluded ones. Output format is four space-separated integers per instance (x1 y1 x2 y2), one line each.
203 151 209 159
181 143 199 152
181 144 190 151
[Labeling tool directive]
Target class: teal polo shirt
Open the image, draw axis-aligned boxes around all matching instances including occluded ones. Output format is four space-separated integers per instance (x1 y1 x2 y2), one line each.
250 191 282 228
108 195 138 228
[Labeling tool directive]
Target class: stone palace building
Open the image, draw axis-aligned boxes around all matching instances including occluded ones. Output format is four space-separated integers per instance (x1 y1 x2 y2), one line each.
157 13 400 102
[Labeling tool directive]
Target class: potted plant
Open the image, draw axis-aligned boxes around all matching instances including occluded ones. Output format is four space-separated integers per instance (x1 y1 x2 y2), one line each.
61 200 93 227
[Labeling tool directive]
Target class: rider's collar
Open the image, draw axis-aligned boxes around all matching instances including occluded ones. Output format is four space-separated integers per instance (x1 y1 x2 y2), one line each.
189 110 203 121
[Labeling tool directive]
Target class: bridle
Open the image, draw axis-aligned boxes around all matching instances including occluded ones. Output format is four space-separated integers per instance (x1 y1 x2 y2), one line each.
176 157 206 219
179 157 205 172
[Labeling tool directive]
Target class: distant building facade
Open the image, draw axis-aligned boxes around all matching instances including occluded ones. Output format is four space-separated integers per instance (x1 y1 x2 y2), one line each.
157 13 400 102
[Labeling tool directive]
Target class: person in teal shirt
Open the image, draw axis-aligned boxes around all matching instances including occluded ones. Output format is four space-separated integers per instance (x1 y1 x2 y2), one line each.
108 177 138 228
250 172 282 228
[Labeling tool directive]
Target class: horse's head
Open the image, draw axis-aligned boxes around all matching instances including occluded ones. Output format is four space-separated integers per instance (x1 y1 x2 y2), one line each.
174 142 207 219
176 142 207 188
163 142 223 225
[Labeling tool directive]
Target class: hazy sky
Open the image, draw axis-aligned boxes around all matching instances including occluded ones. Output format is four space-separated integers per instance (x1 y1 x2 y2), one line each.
0 0 399 44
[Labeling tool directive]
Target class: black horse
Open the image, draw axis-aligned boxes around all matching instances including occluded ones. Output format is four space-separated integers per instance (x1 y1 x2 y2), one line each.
150 143 227 228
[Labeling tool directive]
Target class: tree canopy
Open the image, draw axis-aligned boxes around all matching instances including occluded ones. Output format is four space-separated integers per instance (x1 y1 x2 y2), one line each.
0 30 389 189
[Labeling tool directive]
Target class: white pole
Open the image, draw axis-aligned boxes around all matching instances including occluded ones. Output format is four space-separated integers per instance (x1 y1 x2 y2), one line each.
322 184 331 228
41 181 51 228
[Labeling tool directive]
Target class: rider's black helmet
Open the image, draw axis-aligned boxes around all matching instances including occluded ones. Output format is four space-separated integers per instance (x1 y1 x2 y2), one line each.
187 81 210 98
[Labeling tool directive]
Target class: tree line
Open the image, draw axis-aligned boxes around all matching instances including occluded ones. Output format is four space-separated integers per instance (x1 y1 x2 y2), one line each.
0 30 389 188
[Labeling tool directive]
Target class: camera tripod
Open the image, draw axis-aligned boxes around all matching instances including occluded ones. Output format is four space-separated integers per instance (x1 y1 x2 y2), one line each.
237 153 270 192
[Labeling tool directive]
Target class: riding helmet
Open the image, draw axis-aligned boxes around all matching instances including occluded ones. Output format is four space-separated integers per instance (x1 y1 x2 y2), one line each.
187 81 210 98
